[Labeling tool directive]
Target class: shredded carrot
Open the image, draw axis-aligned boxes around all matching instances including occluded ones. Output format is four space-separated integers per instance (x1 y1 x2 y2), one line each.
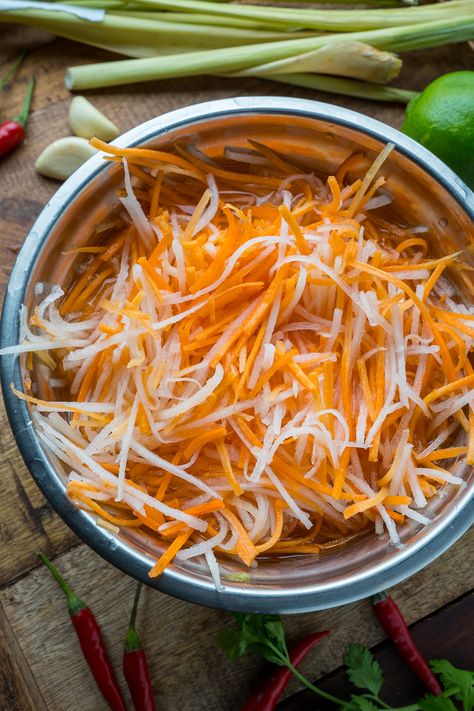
385 510 405 524
216 441 242 496
344 488 388 519
468 409 474 466
220 508 258 566
383 495 412 506
10 139 471 583
148 529 193 578
255 505 284 553
183 426 226 458
418 447 467 462
279 204 310 255
160 500 225 538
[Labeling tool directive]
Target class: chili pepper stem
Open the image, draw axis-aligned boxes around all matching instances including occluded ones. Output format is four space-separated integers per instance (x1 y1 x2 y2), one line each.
13 77 35 127
0 50 27 90
123 583 156 711
38 552 86 615
124 582 143 653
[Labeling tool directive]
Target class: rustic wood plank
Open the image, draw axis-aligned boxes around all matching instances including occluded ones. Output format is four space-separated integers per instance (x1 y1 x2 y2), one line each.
1 529 472 711
281 591 474 710
0 601 46 711
0 395 78 586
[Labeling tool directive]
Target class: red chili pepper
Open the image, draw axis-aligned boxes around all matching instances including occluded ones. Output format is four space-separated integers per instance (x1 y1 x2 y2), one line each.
38 553 127 711
123 583 157 711
0 77 35 158
241 630 330 711
372 591 441 695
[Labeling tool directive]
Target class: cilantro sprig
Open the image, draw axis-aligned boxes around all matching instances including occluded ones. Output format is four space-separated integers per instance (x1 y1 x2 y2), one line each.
220 613 474 711
220 612 343 705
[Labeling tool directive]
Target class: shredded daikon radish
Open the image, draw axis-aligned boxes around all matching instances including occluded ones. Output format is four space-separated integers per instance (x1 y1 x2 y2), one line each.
120 158 155 251
6 139 472 583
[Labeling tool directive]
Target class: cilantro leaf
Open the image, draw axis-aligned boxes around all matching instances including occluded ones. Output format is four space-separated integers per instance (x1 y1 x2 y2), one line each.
430 660 474 711
219 628 250 660
418 695 458 711
344 644 383 696
220 614 289 666
341 695 380 711
260 617 288 651
232 612 247 630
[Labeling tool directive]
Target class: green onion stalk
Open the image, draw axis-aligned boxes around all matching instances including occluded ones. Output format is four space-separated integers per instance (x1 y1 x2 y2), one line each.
62 14 474 90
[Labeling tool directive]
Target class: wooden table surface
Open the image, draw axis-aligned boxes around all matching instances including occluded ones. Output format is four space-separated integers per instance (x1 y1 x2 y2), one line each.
0 24 473 711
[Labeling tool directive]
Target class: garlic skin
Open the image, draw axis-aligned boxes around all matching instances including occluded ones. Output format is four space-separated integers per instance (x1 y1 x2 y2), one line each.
69 96 119 141
35 137 98 180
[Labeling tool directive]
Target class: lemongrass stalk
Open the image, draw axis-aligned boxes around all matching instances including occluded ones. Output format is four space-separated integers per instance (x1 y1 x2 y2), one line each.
232 42 401 84
0 8 305 58
69 0 413 4
111 10 294 31
120 0 473 33
65 15 474 90
66 1 294 30
61 0 127 6
262 72 418 103
8 0 294 31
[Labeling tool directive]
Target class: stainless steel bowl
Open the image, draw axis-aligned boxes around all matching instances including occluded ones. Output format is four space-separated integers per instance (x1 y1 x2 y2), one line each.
2 97 473 613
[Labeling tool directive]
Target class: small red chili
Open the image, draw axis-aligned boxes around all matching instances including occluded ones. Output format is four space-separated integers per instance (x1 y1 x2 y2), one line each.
0 77 35 158
372 591 442 695
241 630 330 711
123 583 157 711
38 553 127 711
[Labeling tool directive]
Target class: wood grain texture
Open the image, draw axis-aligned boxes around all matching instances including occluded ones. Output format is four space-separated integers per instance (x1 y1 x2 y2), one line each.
0 23 473 711
0 601 46 711
1 529 473 711
0 393 78 586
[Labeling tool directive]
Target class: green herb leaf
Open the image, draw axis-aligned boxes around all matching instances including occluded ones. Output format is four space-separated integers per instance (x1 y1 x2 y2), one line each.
341 695 381 711
418 694 458 711
220 614 289 666
232 612 248 630
219 628 250 660
344 644 383 696
430 660 474 711
260 617 288 651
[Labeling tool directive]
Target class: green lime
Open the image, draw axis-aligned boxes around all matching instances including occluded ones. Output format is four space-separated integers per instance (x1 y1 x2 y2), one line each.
402 71 474 189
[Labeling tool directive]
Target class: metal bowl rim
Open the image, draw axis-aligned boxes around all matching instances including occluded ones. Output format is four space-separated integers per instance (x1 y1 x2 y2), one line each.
1 96 473 613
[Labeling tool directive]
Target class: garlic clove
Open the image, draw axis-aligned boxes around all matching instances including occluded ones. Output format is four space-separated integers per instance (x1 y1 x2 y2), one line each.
35 137 98 180
69 96 119 141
